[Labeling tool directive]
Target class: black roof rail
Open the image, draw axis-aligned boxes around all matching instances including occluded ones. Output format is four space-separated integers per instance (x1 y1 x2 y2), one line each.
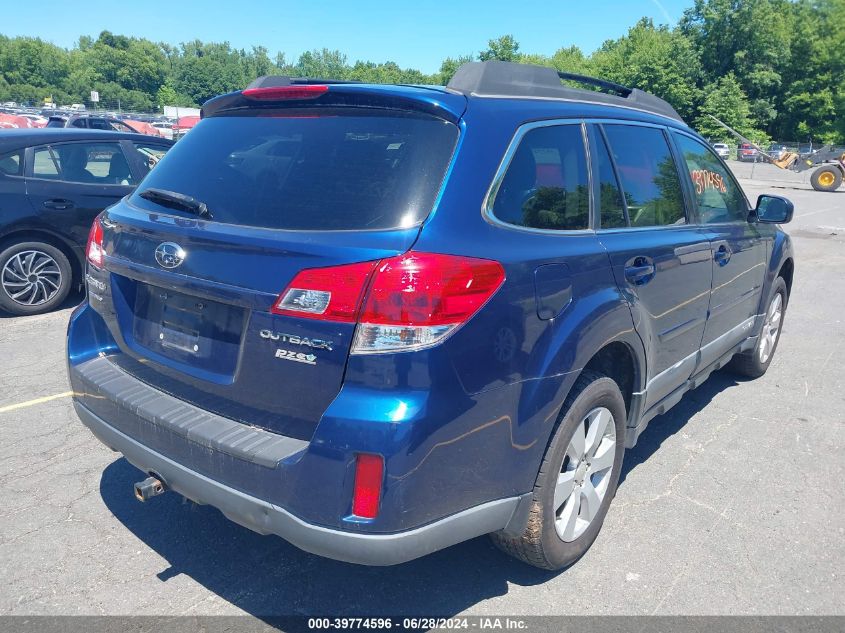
245 75 362 89
446 61 683 122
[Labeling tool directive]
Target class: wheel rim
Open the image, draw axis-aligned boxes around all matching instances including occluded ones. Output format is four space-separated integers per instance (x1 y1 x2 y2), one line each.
818 171 835 187
758 292 783 364
1 250 63 307
554 406 617 542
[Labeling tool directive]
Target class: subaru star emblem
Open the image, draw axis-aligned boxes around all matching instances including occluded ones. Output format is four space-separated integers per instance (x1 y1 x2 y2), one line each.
154 242 186 269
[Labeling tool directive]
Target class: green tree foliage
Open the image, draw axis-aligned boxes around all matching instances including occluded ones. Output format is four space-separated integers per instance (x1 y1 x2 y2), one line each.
0 6 841 143
479 35 520 62
695 73 759 142
591 18 703 121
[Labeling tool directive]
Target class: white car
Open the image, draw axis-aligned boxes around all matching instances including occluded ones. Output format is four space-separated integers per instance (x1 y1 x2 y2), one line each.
151 122 174 140
712 143 731 159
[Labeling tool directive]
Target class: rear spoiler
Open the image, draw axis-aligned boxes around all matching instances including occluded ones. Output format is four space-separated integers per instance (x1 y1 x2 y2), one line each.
201 77 464 124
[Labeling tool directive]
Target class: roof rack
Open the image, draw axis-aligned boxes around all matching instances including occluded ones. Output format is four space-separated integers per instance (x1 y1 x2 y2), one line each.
446 61 682 122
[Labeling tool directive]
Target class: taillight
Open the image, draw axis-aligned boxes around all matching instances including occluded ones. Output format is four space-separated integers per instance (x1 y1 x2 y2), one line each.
353 253 505 354
242 85 328 100
272 252 505 353
352 454 384 519
271 261 378 322
86 215 104 268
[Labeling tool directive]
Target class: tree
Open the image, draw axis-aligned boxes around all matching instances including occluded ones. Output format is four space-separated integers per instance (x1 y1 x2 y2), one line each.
694 73 760 142
436 55 474 84
479 35 520 62
590 18 702 120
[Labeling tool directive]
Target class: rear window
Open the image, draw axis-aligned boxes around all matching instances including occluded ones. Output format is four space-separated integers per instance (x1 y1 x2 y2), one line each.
131 109 459 231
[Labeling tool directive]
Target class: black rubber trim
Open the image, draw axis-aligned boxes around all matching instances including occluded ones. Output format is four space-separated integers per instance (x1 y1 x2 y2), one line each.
73 356 308 468
75 401 527 566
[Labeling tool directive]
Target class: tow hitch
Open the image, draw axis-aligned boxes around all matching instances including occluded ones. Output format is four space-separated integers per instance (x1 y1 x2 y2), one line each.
134 475 166 502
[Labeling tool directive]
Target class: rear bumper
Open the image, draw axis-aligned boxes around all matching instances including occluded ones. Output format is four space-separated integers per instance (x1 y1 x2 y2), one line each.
74 400 525 566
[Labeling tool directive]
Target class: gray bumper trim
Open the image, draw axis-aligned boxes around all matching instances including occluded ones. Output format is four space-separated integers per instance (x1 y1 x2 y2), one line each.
75 401 525 566
74 356 307 468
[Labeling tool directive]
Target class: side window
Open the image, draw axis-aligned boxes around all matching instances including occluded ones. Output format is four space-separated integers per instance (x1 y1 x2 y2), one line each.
0 150 23 176
32 143 135 185
602 125 686 227
673 133 748 223
132 143 170 176
490 124 590 231
589 127 626 229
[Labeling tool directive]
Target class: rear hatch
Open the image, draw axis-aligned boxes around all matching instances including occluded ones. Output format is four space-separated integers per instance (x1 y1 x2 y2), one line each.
95 91 461 440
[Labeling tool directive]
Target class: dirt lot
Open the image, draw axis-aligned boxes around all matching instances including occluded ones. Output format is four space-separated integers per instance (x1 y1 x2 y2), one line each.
0 166 843 619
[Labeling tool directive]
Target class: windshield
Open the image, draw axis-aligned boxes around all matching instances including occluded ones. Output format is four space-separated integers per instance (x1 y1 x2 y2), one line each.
131 108 459 231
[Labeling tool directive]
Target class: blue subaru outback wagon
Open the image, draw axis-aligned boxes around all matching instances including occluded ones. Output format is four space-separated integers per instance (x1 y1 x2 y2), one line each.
68 62 795 569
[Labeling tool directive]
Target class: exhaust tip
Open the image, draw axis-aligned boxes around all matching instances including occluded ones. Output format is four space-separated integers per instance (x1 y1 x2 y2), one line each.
134 476 166 502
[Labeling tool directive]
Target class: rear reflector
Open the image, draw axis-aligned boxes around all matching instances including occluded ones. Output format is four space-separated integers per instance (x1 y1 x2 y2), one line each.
352 454 384 519
86 215 104 268
242 85 329 101
272 252 505 353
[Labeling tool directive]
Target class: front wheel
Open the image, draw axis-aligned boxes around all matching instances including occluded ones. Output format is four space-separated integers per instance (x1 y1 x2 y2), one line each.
491 370 626 570
810 166 843 192
729 277 788 378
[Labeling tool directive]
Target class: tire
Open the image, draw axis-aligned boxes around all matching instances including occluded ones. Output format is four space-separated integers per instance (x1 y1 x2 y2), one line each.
810 166 843 192
728 277 788 378
0 241 73 316
491 370 626 570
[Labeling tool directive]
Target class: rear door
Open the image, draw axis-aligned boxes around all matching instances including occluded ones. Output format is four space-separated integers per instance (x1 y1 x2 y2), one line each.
92 107 460 439
591 123 713 409
24 140 137 248
671 131 768 368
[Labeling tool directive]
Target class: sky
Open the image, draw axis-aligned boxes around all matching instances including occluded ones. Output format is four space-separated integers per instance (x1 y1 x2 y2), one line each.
4 0 695 74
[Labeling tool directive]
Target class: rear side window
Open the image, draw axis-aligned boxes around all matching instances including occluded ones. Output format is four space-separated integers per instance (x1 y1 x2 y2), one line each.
602 125 686 227
132 109 458 231
489 124 589 231
589 128 626 229
33 143 134 185
0 150 22 176
673 133 747 223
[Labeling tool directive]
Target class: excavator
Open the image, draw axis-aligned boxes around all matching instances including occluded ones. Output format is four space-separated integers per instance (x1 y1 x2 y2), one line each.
708 115 845 192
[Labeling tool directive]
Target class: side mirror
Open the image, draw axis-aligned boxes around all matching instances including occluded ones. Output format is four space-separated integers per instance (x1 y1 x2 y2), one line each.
753 194 794 224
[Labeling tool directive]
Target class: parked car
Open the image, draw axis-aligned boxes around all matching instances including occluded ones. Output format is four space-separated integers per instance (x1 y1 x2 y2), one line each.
0 129 174 315
123 119 163 137
767 144 788 160
712 142 730 158
151 121 174 140
738 142 759 162
171 115 200 139
46 114 137 133
68 61 794 570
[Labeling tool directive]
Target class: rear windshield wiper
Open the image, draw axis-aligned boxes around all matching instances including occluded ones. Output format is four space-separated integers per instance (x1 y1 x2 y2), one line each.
138 188 213 219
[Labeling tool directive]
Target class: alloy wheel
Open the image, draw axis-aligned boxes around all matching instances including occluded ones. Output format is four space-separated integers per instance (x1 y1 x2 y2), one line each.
758 292 783 364
554 406 617 542
1 250 63 307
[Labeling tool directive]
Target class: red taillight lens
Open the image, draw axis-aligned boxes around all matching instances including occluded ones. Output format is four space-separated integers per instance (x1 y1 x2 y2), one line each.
242 85 328 101
86 216 104 268
272 252 505 353
271 260 378 322
359 253 506 326
352 454 384 519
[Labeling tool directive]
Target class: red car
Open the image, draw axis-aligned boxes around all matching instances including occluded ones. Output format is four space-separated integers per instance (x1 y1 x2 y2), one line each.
738 142 759 162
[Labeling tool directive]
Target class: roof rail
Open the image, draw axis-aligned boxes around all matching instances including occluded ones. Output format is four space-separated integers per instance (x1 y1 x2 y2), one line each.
245 75 361 89
446 61 683 122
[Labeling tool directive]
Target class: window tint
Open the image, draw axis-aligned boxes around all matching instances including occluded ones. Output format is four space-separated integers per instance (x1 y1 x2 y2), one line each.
33 143 134 185
132 109 458 231
674 133 747 223
132 143 170 176
590 128 626 229
490 124 589 231
602 125 686 227
0 150 22 176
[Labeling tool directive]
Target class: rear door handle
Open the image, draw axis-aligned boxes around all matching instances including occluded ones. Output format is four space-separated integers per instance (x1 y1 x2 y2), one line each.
43 199 74 211
624 257 656 286
714 244 732 266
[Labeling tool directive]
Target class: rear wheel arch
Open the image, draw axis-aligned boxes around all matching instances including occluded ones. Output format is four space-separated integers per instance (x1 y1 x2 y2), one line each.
579 341 641 425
